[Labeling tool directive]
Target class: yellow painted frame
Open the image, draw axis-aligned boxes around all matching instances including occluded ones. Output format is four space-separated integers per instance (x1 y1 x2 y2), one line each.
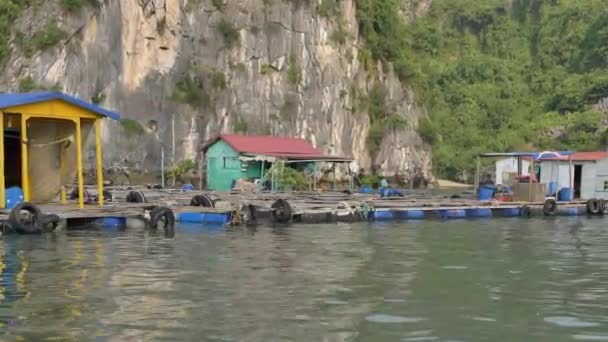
0 99 106 209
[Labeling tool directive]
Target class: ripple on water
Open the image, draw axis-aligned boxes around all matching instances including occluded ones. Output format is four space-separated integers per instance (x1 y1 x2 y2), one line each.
324 299 348 305
401 337 438 341
573 334 608 341
365 314 425 324
441 266 468 270
544 316 601 328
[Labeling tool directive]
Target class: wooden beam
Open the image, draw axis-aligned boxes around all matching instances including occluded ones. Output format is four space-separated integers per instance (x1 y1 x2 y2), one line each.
95 119 104 206
75 118 84 208
21 115 30 201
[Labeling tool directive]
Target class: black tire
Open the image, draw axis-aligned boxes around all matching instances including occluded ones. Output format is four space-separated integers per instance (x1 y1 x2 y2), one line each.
149 207 175 238
38 214 61 232
103 189 113 202
599 199 606 215
190 195 214 207
271 199 292 224
520 205 531 217
9 202 43 234
69 188 92 202
586 198 600 215
126 190 147 203
543 199 557 216
153 184 163 190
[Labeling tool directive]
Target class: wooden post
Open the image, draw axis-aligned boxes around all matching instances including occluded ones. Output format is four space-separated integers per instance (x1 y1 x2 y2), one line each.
474 156 480 194
21 115 30 202
332 163 337 191
0 111 4 208
529 159 534 202
313 162 317 191
75 118 84 208
95 119 104 206
161 146 165 188
569 155 573 201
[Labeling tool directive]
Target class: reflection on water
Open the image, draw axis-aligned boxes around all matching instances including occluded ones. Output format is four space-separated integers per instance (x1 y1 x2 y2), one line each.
0 218 605 341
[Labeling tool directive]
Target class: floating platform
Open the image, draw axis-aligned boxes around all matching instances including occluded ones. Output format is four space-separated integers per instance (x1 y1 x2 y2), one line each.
0 186 603 236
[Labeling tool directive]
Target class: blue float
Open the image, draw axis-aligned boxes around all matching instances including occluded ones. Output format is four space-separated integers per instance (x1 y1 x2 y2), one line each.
406 210 425 219
373 210 395 221
440 209 467 219
94 217 126 228
177 212 231 224
562 207 580 216
500 207 521 217
468 208 492 217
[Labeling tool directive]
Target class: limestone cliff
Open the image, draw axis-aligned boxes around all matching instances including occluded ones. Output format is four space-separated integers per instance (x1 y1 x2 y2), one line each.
2 0 433 184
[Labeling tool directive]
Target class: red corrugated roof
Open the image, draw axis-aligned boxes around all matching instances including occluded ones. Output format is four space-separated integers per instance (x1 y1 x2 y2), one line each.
541 151 608 161
203 134 352 161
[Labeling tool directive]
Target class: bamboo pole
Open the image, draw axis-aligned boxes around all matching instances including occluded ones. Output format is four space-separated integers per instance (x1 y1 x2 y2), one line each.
75 118 84 208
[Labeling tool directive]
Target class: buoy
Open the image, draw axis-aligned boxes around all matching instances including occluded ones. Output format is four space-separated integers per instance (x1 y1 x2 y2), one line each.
149 207 175 237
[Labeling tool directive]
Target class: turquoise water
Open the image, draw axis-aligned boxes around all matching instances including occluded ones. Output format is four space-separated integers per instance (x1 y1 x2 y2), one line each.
0 218 607 341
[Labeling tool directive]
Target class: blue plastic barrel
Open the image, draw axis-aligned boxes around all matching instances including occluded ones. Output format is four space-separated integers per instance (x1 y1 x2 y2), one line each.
469 208 492 217
360 186 373 193
478 185 496 200
4 187 24 209
406 210 425 219
373 210 395 221
558 188 572 201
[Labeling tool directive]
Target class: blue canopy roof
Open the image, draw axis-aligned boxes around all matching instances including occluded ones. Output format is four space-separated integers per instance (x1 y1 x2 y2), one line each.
0 91 120 120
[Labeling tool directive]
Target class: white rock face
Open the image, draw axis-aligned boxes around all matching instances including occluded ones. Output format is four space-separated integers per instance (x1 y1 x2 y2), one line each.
2 0 434 183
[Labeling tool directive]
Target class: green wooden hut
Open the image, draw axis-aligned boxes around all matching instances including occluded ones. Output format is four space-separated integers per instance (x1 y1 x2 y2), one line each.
202 134 352 191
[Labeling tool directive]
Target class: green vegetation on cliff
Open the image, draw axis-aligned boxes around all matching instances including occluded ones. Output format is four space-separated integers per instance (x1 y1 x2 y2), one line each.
357 0 608 180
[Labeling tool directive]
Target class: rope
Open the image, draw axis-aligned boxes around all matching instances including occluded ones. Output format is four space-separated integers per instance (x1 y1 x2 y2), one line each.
28 135 74 148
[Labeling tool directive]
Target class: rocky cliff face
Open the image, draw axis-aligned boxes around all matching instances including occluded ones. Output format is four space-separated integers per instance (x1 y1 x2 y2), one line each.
2 0 433 184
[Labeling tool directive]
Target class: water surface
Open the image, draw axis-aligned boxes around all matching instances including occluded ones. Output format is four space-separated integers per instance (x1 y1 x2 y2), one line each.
0 217 607 341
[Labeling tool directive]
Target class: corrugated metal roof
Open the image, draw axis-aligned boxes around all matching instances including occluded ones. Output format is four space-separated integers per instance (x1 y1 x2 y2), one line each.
480 151 572 158
540 151 608 162
204 134 352 161
0 92 120 120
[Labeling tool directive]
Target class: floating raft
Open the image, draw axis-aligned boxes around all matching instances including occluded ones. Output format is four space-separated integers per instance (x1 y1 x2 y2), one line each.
0 186 602 236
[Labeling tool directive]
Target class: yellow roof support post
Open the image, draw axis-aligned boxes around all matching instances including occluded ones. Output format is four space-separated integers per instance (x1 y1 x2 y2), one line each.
21 115 30 202
75 118 84 209
95 119 104 206
0 111 4 208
